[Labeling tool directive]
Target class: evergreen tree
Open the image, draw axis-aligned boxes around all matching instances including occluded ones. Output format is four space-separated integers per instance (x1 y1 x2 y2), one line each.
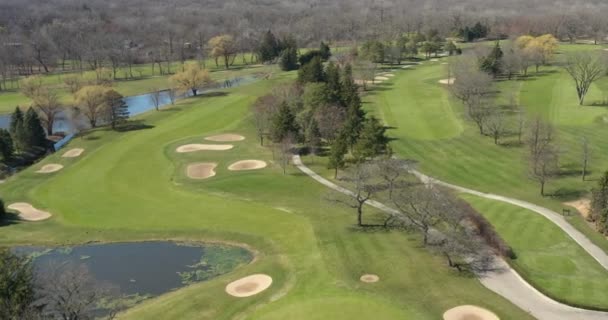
340 64 360 108
341 104 366 150
104 89 130 130
591 171 608 234
325 62 342 104
298 50 322 65
9 107 25 150
480 41 504 77
0 198 5 220
258 30 279 63
328 132 348 178
353 116 389 162
278 47 298 71
23 108 47 151
319 41 331 60
305 118 322 161
445 41 458 55
298 56 325 83
270 102 299 142
0 129 14 162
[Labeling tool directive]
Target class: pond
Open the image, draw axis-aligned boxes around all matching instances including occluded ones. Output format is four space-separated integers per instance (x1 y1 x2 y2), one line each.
13 241 253 313
0 75 259 133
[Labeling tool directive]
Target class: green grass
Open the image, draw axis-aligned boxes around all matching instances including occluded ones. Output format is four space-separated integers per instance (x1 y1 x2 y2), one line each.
0 57 271 115
367 44 608 309
462 194 608 310
0 71 534 319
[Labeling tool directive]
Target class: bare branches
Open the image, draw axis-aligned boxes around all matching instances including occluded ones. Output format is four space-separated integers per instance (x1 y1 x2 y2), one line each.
564 52 605 105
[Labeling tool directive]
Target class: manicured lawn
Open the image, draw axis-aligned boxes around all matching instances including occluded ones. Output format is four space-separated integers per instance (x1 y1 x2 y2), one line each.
367 44 608 309
0 72 533 319
463 194 608 310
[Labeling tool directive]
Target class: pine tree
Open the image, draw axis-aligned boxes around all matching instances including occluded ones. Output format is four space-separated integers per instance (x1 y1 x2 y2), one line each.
319 41 331 60
340 64 360 108
270 102 299 142
278 47 298 71
305 118 322 162
325 62 341 104
328 133 348 178
9 107 25 151
0 129 14 162
353 116 389 162
480 41 504 77
104 90 129 130
23 108 47 151
258 30 279 63
298 56 325 83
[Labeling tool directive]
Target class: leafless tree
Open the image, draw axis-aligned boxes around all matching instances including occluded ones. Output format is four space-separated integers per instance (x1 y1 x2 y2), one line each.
515 106 526 145
330 161 387 227
564 52 605 105
582 136 591 181
252 95 280 146
37 263 118 320
527 117 558 196
149 88 162 111
501 42 522 80
167 87 177 105
484 108 506 145
467 96 490 135
276 134 294 175
33 89 63 135
376 158 415 200
449 56 493 113
314 104 347 143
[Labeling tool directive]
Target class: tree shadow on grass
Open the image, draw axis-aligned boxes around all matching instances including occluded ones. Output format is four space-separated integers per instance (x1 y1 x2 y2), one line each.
550 187 587 201
115 121 155 132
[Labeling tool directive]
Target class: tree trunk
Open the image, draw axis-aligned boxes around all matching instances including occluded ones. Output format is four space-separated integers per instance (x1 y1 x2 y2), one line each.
540 180 545 196
192 88 197 96
357 205 363 226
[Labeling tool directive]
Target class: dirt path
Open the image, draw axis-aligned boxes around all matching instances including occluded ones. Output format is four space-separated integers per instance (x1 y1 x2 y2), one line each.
292 155 608 320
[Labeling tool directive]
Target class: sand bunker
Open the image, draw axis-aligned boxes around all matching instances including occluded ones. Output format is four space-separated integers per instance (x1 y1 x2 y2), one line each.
441 62 448 65
360 274 380 283
62 148 84 158
228 160 267 171
401 65 412 69
374 76 389 81
439 78 456 85
430 58 439 62
8 202 52 221
186 163 217 180
176 144 233 153
443 305 499 320
36 164 64 173
384 73 395 77
204 134 245 142
225 274 273 297
565 199 591 218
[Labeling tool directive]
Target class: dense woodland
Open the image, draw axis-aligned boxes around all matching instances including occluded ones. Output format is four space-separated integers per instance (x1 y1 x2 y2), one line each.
1 0 608 80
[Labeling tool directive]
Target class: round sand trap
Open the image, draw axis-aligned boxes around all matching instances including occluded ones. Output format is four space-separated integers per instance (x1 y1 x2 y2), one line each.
360 274 380 283
384 73 395 77
430 58 439 62
176 144 233 153
204 134 245 142
374 76 389 81
186 163 217 179
36 164 63 173
443 305 499 320
228 160 267 171
401 65 412 69
441 62 448 65
8 202 52 221
225 274 273 297
439 78 456 85
62 148 84 158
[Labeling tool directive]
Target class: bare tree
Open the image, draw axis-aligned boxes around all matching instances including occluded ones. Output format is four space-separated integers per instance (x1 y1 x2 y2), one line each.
484 108 506 145
330 162 386 227
449 56 494 113
276 134 294 175
564 52 605 105
167 87 177 105
252 95 280 146
376 158 415 200
467 96 490 135
37 263 118 320
314 104 347 143
149 88 162 111
582 136 591 181
527 118 558 196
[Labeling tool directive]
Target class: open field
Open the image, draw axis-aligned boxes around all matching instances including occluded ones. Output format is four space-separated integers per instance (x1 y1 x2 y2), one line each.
0 71 534 319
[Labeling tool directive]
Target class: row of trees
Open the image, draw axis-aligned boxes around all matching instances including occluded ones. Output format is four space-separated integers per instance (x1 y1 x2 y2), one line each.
331 159 512 272
359 33 461 65
0 107 48 164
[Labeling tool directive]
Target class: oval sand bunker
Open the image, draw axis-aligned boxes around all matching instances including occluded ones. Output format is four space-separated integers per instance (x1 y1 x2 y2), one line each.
228 160 267 171
374 76 389 81
443 305 499 320
360 274 380 283
186 163 217 180
226 274 273 297
176 144 233 153
8 203 52 221
36 164 64 173
62 148 84 158
205 134 245 142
